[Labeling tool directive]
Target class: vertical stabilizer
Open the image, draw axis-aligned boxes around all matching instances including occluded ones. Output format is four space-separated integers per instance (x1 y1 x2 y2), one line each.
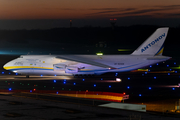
132 28 169 56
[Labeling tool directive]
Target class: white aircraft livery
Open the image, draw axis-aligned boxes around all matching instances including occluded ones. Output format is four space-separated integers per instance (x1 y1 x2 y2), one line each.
3 28 171 77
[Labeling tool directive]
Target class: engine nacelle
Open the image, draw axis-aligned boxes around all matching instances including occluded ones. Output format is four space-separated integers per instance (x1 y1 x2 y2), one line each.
53 64 66 71
65 66 78 73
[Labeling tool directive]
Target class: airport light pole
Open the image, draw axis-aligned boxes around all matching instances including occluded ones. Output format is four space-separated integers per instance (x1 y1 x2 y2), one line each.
110 18 117 30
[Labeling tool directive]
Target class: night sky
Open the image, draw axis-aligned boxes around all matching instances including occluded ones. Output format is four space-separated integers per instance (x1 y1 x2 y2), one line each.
0 0 180 29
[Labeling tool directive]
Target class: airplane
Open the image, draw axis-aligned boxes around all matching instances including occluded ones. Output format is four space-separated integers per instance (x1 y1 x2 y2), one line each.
3 28 171 78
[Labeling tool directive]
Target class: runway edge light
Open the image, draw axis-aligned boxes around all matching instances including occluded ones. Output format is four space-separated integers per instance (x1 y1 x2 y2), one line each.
116 78 121 82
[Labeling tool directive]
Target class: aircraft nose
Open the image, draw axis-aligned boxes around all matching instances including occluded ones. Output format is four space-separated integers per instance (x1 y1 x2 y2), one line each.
3 62 11 70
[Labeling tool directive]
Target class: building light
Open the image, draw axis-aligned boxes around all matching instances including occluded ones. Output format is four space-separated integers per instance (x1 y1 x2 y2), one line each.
96 53 103 55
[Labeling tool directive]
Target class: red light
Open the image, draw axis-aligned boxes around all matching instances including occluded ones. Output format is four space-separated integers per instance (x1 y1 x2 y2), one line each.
34 85 36 86
110 19 113 20
33 89 36 91
114 19 117 20
123 92 126 95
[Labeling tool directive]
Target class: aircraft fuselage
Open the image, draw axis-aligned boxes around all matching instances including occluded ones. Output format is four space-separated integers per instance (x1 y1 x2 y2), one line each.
3 55 170 76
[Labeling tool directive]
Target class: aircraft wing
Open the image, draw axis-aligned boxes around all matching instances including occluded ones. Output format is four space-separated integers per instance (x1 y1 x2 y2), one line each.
56 55 113 68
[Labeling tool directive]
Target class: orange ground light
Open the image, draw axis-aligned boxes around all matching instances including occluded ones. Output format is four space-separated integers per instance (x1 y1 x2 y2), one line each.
0 89 129 102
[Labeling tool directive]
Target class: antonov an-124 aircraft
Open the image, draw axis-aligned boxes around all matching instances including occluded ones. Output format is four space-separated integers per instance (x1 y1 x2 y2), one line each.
3 28 171 77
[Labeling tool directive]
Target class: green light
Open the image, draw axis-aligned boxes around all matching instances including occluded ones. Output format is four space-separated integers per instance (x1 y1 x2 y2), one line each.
62 88 64 90
5 81 7 83
20 83 22 84
96 53 103 55
36 85 38 86
12 82 14 84
137 69 148 71
44 86 46 88
53 87 55 89
28 84 29 85
171 67 180 69
118 49 132 51
79 90 81 91
69 89 71 91
22 84 24 85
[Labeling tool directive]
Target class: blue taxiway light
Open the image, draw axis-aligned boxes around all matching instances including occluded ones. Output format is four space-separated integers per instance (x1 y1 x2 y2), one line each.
167 65 169 67
168 73 170 75
128 77 130 80
16 73 18 75
148 69 150 72
175 71 177 73
142 74 144 76
2 72 4 74
170 69 172 71
74 83 76 85
127 86 130 89
145 72 147 74
63 82 66 84
54 75 57 76
82 79 85 81
30 90 32 92
156 63 159 65
9 73 11 74
9 88 11 91
139 94 141 96
94 84 96 87
174 62 176 65
154 77 156 79
172 88 175 90
109 85 111 88
41 75 43 76
149 87 151 90
64 79 66 81
101 78 103 80
53 80 56 83
150 65 152 68
56 92 58 94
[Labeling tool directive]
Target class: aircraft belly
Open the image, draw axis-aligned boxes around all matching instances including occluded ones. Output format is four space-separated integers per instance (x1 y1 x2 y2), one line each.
16 69 73 76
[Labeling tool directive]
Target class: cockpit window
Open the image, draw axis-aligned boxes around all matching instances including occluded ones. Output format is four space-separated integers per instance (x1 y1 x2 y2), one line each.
14 62 23 66
19 56 23 58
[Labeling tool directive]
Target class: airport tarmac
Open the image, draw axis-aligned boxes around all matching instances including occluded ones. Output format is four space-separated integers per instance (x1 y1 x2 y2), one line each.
1 93 180 120
0 72 180 119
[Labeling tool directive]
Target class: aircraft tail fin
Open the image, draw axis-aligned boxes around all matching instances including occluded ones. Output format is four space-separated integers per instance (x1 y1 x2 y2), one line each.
131 28 169 56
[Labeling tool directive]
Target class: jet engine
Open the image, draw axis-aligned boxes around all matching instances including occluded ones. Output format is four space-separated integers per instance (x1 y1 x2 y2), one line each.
65 66 79 73
53 64 66 71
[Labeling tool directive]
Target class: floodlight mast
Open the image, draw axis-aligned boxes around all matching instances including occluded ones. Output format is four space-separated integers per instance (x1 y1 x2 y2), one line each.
110 18 117 30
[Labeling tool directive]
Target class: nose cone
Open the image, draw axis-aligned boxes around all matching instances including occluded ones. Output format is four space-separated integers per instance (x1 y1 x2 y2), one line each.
3 62 11 70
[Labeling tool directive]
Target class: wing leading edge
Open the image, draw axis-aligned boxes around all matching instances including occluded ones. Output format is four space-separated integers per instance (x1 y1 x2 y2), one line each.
56 55 113 68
